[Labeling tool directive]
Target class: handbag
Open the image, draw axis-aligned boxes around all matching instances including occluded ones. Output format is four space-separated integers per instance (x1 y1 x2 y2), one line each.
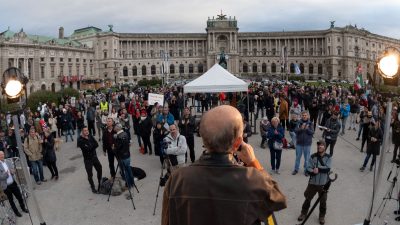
273 141 283 150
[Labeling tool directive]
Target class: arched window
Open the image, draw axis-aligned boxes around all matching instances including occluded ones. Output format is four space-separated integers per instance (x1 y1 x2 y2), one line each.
51 83 56 92
142 65 146 75
252 63 257 73
243 63 248 73
179 64 184 74
318 64 323 74
123 66 128 76
41 84 46 90
189 64 193 74
309 64 314 74
300 63 304 74
151 65 156 75
271 63 276 73
132 66 137 76
170 64 175 74
290 63 295 73
262 63 267 73
198 64 204 73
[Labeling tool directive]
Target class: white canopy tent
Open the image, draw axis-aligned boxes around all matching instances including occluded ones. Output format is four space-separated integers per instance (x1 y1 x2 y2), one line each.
183 63 248 93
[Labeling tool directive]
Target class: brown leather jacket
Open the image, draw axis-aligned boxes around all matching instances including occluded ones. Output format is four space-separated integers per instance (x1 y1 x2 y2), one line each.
162 152 287 225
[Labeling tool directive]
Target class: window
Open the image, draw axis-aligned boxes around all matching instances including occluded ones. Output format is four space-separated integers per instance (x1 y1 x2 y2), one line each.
271 63 276 73
131 50 135 58
141 50 145 58
41 66 45 78
51 57 54 62
328 46 331 55
40 57 45 62
290 63 295 73
90 66 93 76
242 63 248 73
170 64 175 74
76 66 80 75
253 48 257 56
60 58 64 62
169 50 173 57
60 66 64 75
300 48 304 56
68 66 72 76
337 47 342 56
179 64 184 74
272 48 276 56
188 49 193 57
318 64 323 74
76 58 79 63
262 63 267 73
104 41 107 46
243 48 248 56
142 65 147 75
132 66 137 76
300 63 304 74
309 64 314 74
309 48 313 56
290 48 295 56
84 66 87 75
104 51 107 59
337 37 341 42
355 46 360 58
198 64 204 73
150 50 155 58
179 50 183 57
123 66 128 76
262 48 267 56
198 49 203 56
68 58 72 63
50 65 55 78
151 65 156 75
252 63 257 73
83 59 86 63
104 64 107 69
189 64 193 73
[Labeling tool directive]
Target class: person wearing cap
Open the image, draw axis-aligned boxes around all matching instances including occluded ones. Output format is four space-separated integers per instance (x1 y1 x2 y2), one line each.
360 119 383 172
322 111 341 156
297 140 332 225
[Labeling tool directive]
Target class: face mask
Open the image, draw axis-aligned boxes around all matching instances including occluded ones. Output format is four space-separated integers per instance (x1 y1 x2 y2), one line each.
141 117 146 120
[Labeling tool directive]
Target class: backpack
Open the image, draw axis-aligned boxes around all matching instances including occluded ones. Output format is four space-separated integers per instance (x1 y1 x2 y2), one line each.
98 177 123 196
131 166 146 180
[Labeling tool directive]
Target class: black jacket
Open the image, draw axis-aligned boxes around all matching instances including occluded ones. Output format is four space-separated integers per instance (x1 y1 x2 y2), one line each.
43 135 56 162
178 116 196 139
77 135 99 160
138 117 153 137
115 131 130 160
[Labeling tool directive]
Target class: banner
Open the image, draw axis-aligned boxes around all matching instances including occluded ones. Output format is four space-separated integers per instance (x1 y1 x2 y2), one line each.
295 64 301 75
148 93 164 106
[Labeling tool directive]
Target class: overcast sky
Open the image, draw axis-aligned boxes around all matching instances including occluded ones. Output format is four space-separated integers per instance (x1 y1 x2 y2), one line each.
1 0 400 39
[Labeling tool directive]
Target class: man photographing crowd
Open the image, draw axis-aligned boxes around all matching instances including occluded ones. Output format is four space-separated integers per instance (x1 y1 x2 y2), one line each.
161 105 287 225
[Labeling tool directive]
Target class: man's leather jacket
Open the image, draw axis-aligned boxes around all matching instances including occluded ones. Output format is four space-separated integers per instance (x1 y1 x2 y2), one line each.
162 152 287 225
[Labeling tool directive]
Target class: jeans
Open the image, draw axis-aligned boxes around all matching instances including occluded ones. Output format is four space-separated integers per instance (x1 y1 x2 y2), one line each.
294 145 311 172
325 138 337 156
341 117 348 134
64 128 74 142
31 160 45 182
289 131 296 147
362 153 377 168
256 106 264 119
349 113 357 129
121 157 134 189
269 146 282 170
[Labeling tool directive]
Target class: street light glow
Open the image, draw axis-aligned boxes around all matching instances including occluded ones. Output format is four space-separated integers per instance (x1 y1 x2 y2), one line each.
378 54 399 78
4 79 23 97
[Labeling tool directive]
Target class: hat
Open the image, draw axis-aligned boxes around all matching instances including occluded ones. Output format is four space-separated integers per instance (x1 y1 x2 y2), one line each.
317 139 326 148
115 123 123 130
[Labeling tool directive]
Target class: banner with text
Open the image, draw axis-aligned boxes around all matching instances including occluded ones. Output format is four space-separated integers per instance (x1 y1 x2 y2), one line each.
148 93 164 106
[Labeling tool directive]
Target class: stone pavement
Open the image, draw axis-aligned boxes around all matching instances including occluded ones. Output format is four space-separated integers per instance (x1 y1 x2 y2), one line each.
17 122 399 225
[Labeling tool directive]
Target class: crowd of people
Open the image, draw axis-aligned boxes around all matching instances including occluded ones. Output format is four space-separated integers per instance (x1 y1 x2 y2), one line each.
0 79 399 224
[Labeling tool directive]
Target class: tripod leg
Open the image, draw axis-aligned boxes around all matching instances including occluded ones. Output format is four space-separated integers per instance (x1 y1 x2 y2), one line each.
153 160 165 216
107 162 120 202
118 158 136 210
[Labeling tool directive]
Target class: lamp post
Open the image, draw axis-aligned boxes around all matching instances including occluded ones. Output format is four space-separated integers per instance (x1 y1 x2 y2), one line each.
1 67 47 225
363 47 400 225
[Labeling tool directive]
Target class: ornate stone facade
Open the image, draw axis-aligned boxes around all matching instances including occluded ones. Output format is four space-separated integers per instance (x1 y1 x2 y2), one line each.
0 28 96 95
2 15 400 94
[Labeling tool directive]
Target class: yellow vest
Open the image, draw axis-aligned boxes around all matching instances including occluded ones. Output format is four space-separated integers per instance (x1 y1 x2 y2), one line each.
100 102 108 112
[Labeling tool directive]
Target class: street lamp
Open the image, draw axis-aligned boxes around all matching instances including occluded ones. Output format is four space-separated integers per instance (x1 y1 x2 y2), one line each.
363 48 399 225
1 67 47 225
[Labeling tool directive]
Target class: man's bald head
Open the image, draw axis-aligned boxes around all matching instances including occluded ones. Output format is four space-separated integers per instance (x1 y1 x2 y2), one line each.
200 105 243 153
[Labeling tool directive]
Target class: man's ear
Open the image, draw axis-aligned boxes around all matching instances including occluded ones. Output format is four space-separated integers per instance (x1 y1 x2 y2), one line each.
232 136 243 153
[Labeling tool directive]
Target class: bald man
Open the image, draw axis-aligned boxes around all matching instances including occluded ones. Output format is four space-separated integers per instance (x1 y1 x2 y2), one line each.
161 105 287 225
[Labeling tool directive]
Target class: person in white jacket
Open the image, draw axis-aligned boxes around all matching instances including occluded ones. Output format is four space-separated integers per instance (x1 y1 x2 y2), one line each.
164 124 187 167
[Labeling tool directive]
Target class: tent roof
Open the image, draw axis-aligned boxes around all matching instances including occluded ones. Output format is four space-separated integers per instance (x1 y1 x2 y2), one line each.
184 64 248 93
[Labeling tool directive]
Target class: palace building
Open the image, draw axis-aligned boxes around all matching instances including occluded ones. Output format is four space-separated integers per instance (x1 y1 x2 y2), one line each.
1 14 400 94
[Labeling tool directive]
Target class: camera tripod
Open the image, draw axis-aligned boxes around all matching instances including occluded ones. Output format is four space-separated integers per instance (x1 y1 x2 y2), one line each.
153 155 174 216
107 156 140 210
297 172 338 225
374 163 400 219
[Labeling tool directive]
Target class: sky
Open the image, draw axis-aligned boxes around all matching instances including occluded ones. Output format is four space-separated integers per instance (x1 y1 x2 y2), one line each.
1 0 400 39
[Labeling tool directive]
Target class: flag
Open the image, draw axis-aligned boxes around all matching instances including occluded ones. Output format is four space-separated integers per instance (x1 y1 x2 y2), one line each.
295 64 301 75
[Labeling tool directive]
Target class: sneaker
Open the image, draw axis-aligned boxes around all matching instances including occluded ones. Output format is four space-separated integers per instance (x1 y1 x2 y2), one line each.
297 214 306 221
292 170 298 175
360 167 365 171
41 179 47 182
304 172 309 177
22 208 29 213
275 170 280 175
319 217 325 225
91 188 98 194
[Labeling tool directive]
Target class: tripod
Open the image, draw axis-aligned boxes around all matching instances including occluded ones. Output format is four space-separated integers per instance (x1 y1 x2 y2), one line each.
153 155 173 216
374 164 400 218
297 173 338 225
107 156 139 210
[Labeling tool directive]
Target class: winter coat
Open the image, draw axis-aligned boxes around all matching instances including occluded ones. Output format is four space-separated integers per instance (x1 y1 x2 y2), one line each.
295 119 314 146
43 135 56 163
322 117 341 141
23 135 43 161
278 99 289 120
164 133 187 165
266 125 284 150
138 117 153 137
340 103 350 118
367 126 383 155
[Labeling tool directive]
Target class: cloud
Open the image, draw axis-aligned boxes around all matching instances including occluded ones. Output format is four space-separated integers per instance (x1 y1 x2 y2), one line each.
0 0 399 39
